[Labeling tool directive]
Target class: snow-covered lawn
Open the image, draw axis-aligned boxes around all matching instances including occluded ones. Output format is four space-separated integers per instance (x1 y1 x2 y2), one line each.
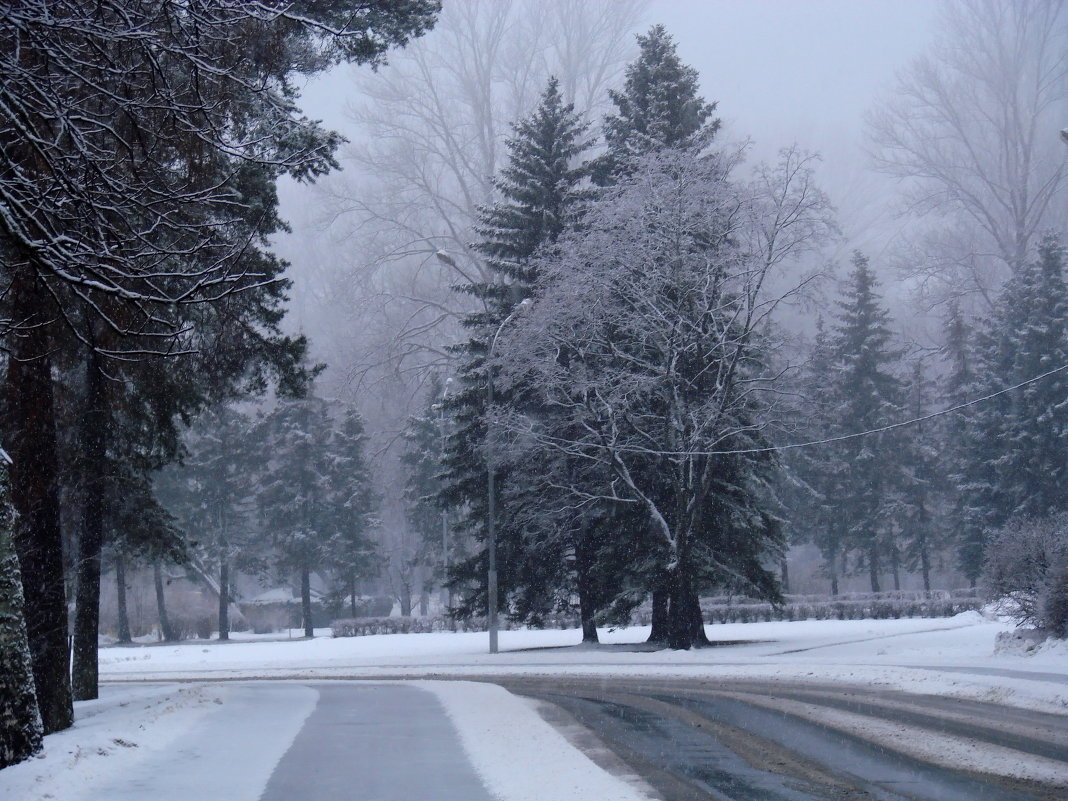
97 612 1068 712
4 613 1065 801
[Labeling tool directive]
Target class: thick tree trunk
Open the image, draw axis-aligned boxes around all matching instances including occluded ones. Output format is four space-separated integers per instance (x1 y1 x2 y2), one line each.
575 537 599 643
73 346 107 701
217 557 229 641
115 550 131 644
919 538 931 593
665 569 692 651
301 566 313 638
349 576 357 619
647 588 668 642
153 560 175 641
827 547 839 596
868 541 881 593
890 545 901 592
688 585 710 646
5 273 73 734
0 477 44 768
780 555 790 594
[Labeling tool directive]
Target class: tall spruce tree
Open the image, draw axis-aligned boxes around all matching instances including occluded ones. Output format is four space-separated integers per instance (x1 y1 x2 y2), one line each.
258 396 378 638
442 78 592 625
940 300 983 584
961 236 1068 576
898 358 943 592
785 318 850 595
829 252 904 592
594 24 720 185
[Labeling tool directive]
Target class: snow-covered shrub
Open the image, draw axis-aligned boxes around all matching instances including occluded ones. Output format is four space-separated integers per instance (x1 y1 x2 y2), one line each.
982 513 1068 637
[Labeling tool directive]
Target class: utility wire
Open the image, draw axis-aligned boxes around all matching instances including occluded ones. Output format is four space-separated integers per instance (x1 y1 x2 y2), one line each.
704 360 1068 457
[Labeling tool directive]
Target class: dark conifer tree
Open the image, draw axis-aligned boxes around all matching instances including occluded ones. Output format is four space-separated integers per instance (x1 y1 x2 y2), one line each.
829 252 904 592
961 236 1068 579
594 24 720 184
0 457 42 768
442 78 593 625
785 318 849 595
898 359 943 592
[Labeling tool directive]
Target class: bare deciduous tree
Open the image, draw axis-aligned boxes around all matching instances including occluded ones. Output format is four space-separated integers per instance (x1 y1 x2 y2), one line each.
868 0 1068 310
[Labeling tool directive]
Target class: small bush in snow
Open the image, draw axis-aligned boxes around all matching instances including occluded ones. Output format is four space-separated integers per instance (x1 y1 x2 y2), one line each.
982 513 1068 637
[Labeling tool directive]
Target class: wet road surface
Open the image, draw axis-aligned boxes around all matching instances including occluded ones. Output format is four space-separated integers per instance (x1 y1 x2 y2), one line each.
501 677 1068 801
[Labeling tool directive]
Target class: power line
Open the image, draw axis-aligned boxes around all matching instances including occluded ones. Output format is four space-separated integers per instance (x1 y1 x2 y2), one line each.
707 360 1068 456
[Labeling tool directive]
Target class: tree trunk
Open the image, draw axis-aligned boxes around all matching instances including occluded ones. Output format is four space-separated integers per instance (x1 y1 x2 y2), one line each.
890 545 901 592
0 474 44 768
73 345 107 701
685 585 709 647
919 537 931 593
349 576 358 619
868 541 881 593
575 537 599 643
780 555 790 594
828 548 839 596
399 573 412 617
301 566 313 638
115 549 131 644
647 588 668 642
665 568 692 651
5 272 73 734
153 560 175 641
217 557 229 641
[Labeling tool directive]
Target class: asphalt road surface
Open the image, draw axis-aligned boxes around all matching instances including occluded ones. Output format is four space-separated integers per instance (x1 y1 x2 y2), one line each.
260 683 494 801
501 676 1068 801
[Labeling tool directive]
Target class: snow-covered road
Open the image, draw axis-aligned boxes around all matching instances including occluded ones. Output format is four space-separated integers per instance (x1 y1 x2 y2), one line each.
3 614 1066 800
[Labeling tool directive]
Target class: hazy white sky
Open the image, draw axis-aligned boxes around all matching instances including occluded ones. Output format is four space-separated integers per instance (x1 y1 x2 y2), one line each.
287 0 940 254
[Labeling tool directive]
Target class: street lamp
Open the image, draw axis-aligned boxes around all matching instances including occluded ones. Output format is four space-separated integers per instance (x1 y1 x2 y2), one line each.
437 243 533 655
484 298 531 654
431 377 453 623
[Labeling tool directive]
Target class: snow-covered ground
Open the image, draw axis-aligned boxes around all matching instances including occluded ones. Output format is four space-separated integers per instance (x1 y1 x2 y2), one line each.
97 612 1068 712
3 613 1065 801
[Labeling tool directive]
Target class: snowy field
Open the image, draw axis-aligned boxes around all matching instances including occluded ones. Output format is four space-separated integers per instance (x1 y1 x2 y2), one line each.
3 613 1066 801
97 611 1068 712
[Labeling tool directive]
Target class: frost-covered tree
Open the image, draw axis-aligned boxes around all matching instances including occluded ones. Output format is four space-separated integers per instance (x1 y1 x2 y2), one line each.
495 147 801 649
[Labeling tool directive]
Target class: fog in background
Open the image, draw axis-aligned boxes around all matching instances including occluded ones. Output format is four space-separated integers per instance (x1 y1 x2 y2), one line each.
266 0 1065 597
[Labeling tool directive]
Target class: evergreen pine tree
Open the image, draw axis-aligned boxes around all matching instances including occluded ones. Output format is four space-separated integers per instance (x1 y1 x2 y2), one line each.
155 404 258 641
258 397 379 637
594 24 720 184
593 25 725 641
829 252 904 592
443 78 593 624
898 358 944 592
322 404 379 619
961 236 1068 578
785 318 849 595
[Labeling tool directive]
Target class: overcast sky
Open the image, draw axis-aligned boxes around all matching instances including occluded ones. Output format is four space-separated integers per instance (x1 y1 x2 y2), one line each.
285 0 938 248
